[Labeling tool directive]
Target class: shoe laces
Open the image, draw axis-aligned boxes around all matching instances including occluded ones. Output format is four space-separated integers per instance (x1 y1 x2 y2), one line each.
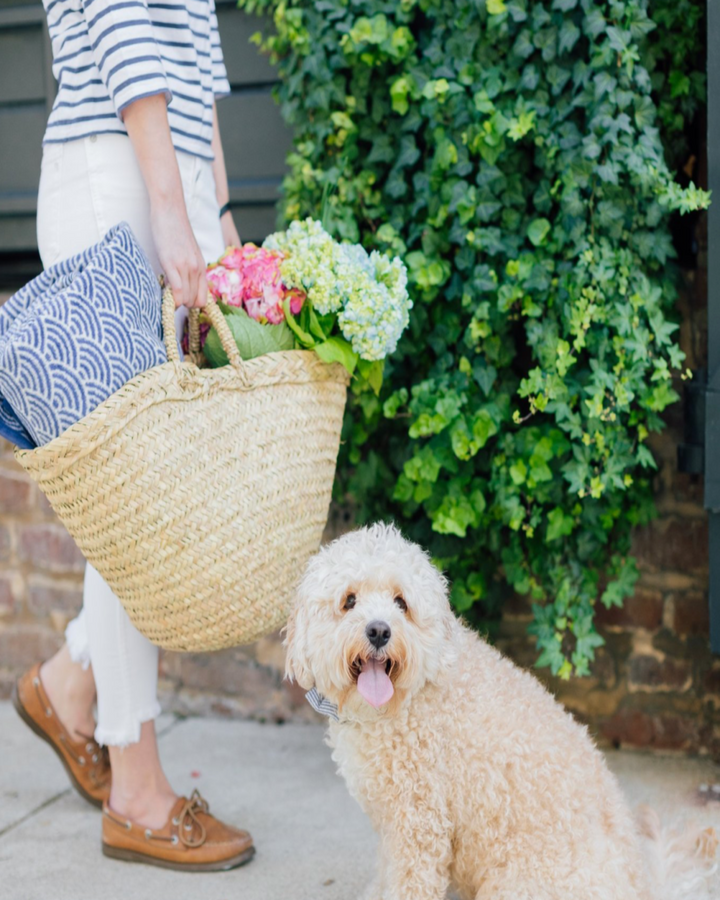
173 790 209 848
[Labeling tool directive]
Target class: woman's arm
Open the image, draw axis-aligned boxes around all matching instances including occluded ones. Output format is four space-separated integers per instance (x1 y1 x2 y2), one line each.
78 0 203 306
123 95 208 309
211 102 241 249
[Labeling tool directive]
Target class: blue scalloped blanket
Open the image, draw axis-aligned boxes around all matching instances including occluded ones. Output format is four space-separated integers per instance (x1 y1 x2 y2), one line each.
0 223 166 449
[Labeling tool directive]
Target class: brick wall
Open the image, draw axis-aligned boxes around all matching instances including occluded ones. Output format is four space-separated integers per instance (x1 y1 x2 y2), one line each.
0 216 717 754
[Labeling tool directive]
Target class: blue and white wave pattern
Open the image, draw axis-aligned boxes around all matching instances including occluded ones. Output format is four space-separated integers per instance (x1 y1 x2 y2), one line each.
0 222 166 449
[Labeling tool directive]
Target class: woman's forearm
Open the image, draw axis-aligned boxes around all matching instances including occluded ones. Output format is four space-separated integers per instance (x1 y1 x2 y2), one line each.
211 101 230 208
123 94 186 213
122 93 208 308
211 102 241 247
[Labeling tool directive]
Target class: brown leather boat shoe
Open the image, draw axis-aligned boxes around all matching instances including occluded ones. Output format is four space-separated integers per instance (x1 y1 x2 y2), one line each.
102 790 255 871
12 662 110 808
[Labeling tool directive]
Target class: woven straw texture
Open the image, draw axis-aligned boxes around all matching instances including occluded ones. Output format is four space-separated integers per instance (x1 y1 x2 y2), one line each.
15 290 348 651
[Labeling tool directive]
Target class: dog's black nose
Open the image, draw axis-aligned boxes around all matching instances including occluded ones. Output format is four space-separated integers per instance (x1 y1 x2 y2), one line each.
366 620 391 649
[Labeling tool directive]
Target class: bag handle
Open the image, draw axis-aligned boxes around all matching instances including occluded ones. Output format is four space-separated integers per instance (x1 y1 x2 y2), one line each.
161 286 242 369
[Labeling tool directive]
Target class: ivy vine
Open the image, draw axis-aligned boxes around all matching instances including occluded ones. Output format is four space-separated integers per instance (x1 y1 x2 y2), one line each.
242 0 710 677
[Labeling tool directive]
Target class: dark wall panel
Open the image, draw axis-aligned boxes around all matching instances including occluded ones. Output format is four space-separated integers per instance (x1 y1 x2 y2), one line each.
0 26 46 104
219 90 293 202
0 106 45 202
216 7 277 86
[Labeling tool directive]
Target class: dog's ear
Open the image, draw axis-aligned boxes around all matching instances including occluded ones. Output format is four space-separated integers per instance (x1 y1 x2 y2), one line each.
283 599 313 690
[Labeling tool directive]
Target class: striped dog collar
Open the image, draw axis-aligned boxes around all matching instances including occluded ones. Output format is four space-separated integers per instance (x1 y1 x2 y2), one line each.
305 687 339 721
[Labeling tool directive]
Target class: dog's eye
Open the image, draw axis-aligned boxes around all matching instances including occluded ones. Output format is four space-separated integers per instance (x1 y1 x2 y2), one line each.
394 595 408 613
343 593 356 611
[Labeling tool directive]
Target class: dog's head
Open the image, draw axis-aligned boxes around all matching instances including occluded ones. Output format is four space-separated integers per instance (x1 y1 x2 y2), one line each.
284 522 457 715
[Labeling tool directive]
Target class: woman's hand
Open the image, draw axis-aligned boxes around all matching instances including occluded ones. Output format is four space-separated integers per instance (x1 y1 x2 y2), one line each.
151 203 208 309
220 209 241 249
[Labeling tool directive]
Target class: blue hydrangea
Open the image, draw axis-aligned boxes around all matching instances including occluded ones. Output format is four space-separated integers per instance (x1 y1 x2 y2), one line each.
263 219 411 360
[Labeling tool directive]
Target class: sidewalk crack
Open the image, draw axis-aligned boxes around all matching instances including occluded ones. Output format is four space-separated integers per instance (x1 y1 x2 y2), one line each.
0 789 70 839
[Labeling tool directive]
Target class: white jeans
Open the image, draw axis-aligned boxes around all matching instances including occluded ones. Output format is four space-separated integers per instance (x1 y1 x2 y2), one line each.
37 133 225 746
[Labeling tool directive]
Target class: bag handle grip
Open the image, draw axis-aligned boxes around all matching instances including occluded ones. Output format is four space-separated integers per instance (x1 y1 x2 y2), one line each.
161 286 242 369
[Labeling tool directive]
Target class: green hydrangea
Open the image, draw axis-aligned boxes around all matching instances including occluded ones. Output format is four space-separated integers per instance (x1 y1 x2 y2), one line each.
264 218 411 359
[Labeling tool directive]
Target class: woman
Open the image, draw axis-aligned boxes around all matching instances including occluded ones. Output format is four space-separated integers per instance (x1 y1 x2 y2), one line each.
12 0 254 871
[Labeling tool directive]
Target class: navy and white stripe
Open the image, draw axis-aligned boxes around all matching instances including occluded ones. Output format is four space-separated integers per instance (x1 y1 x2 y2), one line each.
305 688 340 721
43 0 231 159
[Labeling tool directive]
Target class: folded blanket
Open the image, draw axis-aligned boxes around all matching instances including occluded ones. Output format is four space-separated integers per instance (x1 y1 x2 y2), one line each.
0 222 166 449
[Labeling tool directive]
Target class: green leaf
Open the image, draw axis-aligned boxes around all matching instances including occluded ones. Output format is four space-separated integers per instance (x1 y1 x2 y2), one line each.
356 358 385 394
282 299 315 347
308 307 329 341
430 483 485 537
404 447 441 484
314 336 359 375
527 218 551 247
383 388 408 418
546 507 574 542
203 308 294 367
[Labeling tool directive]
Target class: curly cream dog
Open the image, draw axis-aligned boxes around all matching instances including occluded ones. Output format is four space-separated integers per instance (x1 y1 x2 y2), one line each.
285 523 716 900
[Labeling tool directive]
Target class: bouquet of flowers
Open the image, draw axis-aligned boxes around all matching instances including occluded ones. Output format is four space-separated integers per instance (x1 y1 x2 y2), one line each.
201 219 411 391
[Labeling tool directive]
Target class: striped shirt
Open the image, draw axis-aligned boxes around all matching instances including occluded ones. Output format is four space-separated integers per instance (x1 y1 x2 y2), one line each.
42 0 231 160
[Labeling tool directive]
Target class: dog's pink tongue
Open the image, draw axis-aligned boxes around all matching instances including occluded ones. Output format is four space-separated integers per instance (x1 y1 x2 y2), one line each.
357 659 394 709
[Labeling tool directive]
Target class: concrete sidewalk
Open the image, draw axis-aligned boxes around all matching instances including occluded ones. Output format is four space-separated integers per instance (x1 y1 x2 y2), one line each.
1 700 719 900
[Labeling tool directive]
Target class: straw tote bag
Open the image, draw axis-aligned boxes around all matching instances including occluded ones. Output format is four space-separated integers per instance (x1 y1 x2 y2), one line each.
15 288 349 651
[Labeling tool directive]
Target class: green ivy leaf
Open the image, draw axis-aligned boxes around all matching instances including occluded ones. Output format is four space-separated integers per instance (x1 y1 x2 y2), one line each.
356 358 385 394
527 218 551 247
546 507 575 542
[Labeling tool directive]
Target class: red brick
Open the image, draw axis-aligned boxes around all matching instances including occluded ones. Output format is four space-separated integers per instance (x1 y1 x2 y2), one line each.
673 592 710 637
600 708 654 747
283 677 310 710
628 655 691 690
35 490 58 519
0 471 32 514
0 574 19 615
17 524 85 573
26 579 83 618
600 708 698 751
632 518 708 573
588 648 615 686
0 525 11 562
595 588 663 631
172 648 282 697
503 593 533 618
0 624 62 671
704 666 720 695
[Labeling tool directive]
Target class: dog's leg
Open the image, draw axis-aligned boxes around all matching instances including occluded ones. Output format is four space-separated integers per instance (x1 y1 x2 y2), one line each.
363 818 452 900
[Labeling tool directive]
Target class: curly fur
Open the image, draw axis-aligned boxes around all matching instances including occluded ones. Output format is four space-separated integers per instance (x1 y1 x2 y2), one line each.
285 522 716 900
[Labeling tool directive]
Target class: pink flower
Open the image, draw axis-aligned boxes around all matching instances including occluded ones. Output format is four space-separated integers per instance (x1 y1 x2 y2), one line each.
286 288 305 316
206 244 307 324
219 247 245 269
207 264 242 307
